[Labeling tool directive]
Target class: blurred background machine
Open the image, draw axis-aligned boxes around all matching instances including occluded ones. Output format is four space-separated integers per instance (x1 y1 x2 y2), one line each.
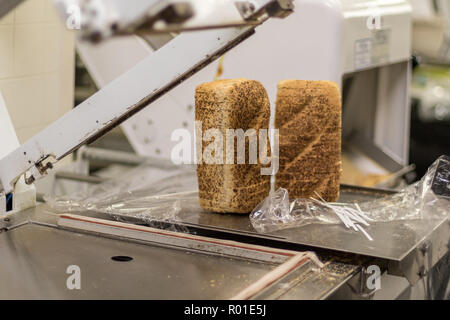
74 0 414 190
409 0 450 178
410 0 450 63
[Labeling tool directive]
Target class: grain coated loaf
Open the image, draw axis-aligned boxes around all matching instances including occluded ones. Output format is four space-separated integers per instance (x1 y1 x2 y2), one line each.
275 80 342 201
195 79 271 213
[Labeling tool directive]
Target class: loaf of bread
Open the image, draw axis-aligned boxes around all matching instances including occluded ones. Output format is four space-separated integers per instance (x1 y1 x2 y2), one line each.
275 80 342 202
195 79 271 213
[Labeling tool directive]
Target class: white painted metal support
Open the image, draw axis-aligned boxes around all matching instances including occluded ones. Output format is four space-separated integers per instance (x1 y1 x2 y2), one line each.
0 92 36 213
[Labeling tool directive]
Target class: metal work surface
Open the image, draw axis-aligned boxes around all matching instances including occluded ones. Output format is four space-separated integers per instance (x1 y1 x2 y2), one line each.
176 209 448 261
30 184 447 286
0 224 270 299
169 186 448 258
125 185 448 284
0 207 358 299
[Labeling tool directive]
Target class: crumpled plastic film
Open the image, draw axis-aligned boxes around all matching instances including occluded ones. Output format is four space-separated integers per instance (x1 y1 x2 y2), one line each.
44 165 200 224
358 155 449 221
249 188 341 233
250 156 450 233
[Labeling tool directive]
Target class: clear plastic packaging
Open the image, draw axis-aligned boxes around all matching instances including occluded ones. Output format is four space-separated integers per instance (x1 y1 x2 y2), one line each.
44 165 200 225
250 156 450 233
45 156 449 236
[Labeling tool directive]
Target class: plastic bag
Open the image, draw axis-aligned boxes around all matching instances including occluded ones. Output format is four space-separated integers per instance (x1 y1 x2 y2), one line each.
250 156 450 233
44 165 200 225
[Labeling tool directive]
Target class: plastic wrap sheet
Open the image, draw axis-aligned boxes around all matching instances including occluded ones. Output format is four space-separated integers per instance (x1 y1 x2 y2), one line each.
45 156 449 235
250 156 450 233
44 165 201 226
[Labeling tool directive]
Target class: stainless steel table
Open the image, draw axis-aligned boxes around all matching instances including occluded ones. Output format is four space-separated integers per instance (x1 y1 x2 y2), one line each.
0 185 448 299
0 205 357 299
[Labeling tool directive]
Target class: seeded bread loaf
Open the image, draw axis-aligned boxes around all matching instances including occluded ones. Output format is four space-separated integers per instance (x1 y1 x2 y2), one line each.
275 80 342 201
195 79 271 213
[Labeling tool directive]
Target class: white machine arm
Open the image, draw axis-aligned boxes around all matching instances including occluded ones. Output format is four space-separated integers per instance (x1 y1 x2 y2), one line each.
0 0 293 193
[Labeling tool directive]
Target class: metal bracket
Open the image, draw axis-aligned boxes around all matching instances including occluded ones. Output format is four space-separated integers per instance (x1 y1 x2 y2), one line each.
265 0 294 18
236 0 294 20
388 236 445 285
0 215 10 232
24 156 55 186
235 1 257 20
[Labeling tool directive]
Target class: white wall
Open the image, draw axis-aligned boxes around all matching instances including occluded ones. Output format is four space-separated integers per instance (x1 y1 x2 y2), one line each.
0 0 75 144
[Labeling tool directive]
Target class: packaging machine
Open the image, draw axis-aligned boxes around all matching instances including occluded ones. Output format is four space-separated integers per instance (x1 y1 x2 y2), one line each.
0 0 448 300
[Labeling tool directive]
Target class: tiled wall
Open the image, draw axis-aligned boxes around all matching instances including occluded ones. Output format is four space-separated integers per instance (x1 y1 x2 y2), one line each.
0 0 75 143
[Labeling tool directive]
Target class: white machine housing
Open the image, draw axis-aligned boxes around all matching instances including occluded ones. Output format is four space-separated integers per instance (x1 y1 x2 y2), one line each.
78 0 412 173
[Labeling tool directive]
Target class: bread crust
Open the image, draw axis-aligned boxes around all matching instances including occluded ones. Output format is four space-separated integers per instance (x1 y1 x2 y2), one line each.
195 79 271 213
275 80 342 201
